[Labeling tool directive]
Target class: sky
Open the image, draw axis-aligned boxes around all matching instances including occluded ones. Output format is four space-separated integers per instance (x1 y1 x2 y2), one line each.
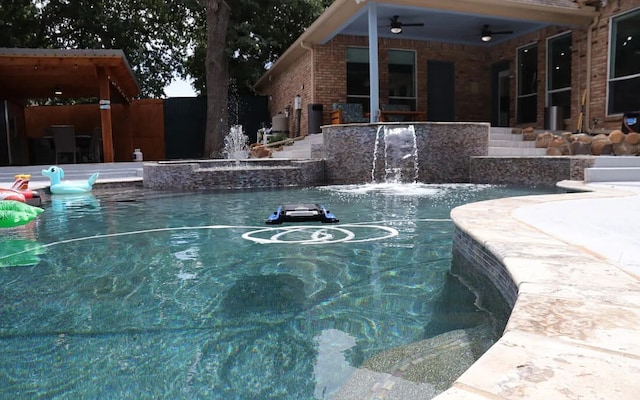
164 77 197 98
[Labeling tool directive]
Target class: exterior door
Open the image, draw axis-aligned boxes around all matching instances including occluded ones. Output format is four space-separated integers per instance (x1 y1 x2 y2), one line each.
491 61 511 127
427 61 455 121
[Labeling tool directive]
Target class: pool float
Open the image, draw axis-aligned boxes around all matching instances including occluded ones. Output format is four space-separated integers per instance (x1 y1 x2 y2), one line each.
266 204 339 224
0 200 44 228
0 174 41 205
41 166 99 194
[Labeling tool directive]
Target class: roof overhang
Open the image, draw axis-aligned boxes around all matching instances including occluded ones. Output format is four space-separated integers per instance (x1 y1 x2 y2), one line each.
255 0 598 91
0 48 139 103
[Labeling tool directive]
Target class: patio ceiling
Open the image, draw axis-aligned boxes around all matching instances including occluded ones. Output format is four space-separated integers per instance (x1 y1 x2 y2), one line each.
320 0 598 46
0 48 139 103
255 0 599 90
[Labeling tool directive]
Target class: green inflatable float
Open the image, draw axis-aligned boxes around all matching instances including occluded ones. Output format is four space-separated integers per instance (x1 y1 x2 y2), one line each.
0 200 44 228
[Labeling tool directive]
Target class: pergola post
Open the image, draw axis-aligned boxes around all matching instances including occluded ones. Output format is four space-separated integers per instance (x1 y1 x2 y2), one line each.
97 67 114 162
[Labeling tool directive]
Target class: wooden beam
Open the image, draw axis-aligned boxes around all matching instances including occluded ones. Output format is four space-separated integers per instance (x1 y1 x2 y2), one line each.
97 67 114 162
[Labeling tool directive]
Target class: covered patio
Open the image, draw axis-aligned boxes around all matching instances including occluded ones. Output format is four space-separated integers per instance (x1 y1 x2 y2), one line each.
0 48 139 165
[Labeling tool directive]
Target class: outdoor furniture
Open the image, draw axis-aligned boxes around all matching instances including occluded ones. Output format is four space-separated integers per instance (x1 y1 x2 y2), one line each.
51 125 79 164
380 104 425 122
330 103 369 124
79 127 103 162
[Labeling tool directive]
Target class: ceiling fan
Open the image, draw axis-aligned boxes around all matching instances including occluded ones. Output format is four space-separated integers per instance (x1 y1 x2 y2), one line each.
481 24 514 42
385 15 424 34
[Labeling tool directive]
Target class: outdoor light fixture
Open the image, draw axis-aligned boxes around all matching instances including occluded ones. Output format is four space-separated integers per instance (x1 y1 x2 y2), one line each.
53 86 63 96
390 22 402 34
481 33 492 42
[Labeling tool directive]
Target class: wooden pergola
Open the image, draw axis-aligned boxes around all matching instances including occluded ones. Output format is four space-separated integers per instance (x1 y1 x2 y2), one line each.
0 48 139 163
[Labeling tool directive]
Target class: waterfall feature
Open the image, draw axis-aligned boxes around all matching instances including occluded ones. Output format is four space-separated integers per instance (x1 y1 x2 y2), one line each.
371 125 419 183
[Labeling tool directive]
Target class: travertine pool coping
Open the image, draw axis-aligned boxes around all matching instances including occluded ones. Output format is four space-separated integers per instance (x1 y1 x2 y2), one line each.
441 181 640 399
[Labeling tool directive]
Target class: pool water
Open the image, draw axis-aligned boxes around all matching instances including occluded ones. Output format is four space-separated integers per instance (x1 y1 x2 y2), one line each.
0 183 555 399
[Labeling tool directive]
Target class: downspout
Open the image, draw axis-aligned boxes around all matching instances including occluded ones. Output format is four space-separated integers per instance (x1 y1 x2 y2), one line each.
585 12 601 131
300 41 315 103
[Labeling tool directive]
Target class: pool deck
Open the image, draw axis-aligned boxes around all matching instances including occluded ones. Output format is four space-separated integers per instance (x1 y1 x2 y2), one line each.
445 180 640 400
2 162 640 399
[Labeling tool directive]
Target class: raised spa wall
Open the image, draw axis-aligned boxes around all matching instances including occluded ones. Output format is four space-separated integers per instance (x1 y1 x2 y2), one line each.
144 122 491 190
143 122 600 190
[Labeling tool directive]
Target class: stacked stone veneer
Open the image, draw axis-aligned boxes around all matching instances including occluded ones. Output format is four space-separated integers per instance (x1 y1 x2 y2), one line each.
323 122 490 184
143 159 324 190
451 229 516 337
470 156 596 186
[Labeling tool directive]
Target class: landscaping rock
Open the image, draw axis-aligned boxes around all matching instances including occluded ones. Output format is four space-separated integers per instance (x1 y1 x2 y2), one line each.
535 131 554 148
609 129 625 144
570 140 592 155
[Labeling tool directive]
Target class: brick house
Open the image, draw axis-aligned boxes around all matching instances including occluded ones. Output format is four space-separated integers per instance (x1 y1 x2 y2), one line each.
254 0 640 136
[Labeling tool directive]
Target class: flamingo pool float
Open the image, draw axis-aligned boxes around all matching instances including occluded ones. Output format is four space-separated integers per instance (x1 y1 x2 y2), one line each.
41 166 99 194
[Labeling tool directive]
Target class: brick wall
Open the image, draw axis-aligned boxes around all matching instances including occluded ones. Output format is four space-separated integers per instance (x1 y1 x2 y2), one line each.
259 2 640 135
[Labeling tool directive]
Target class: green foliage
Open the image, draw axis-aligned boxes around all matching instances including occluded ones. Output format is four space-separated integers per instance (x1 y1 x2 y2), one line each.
0 0 332 97
187 0 333 95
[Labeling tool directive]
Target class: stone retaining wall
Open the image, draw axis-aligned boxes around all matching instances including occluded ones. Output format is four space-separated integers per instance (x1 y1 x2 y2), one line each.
323 122 489 184
470 156 596 186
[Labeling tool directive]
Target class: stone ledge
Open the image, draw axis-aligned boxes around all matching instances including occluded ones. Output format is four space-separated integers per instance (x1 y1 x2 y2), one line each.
445 185 640 399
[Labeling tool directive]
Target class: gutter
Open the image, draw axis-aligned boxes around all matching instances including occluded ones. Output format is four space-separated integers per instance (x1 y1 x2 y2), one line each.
300 41 315 103
585 12 601 130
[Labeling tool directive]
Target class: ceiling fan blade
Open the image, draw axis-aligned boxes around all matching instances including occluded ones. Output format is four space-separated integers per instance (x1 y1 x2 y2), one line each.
492 30 514 35
402 23 424 27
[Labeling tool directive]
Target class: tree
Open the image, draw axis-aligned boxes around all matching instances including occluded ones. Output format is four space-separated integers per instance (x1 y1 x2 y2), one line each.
198 0 332 157
0 0 196 97
204 0 230 157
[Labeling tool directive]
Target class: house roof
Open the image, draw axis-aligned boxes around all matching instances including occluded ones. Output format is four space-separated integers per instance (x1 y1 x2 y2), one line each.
254 0 598 91
0 48 139 102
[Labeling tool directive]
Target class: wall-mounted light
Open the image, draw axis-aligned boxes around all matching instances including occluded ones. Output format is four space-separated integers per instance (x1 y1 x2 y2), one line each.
53 86 63 96
294 94 302 110
285 104 291 118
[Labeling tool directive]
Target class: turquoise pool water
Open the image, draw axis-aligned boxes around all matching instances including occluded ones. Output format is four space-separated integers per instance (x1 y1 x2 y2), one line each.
0 183 555 399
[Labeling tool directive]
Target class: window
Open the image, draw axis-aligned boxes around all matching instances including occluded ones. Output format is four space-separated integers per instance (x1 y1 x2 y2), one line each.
388 50 416 110
346 47 370 112
608 8 640 115
547 32 572 119
517 43 538 124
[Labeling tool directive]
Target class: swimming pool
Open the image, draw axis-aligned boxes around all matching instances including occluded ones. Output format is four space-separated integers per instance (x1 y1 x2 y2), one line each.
0 183 556 399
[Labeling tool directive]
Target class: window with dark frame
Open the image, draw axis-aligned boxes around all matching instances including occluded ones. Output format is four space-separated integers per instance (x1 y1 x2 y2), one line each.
608 8 640 115
346 47 370 113
547 32 572 120
517 43 538 124
388 49 416 110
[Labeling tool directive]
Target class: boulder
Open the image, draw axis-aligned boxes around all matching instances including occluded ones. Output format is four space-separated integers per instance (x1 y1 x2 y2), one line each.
625 131 640 145
548 137 570 155
546 147 563 156
522 126 537 141
561 132 575 142
573 133 593 144
591 138 613 155
609 129 625 144
613 142 632 155
535 131 554 148
570 140 592 155
250 144 272 158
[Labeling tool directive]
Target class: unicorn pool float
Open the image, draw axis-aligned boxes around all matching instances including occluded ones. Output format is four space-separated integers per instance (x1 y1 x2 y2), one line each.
0 174 41 206
42 166 99 195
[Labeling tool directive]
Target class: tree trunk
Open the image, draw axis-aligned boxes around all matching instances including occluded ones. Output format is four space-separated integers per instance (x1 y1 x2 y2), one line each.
204 0 230 158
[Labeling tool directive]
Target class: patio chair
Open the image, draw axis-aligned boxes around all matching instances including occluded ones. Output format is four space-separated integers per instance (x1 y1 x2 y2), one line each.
51 125 78 164
330 103 369 124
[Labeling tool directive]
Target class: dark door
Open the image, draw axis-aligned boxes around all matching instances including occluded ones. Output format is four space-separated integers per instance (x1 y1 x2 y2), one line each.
491 61 511 127
427 61 455 121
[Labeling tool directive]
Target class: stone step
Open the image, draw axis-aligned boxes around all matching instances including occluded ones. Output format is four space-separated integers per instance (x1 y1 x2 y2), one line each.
489 139 536 148
592 156 640 168
489 132 525 141
584 167 640 182
488 147 547 156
